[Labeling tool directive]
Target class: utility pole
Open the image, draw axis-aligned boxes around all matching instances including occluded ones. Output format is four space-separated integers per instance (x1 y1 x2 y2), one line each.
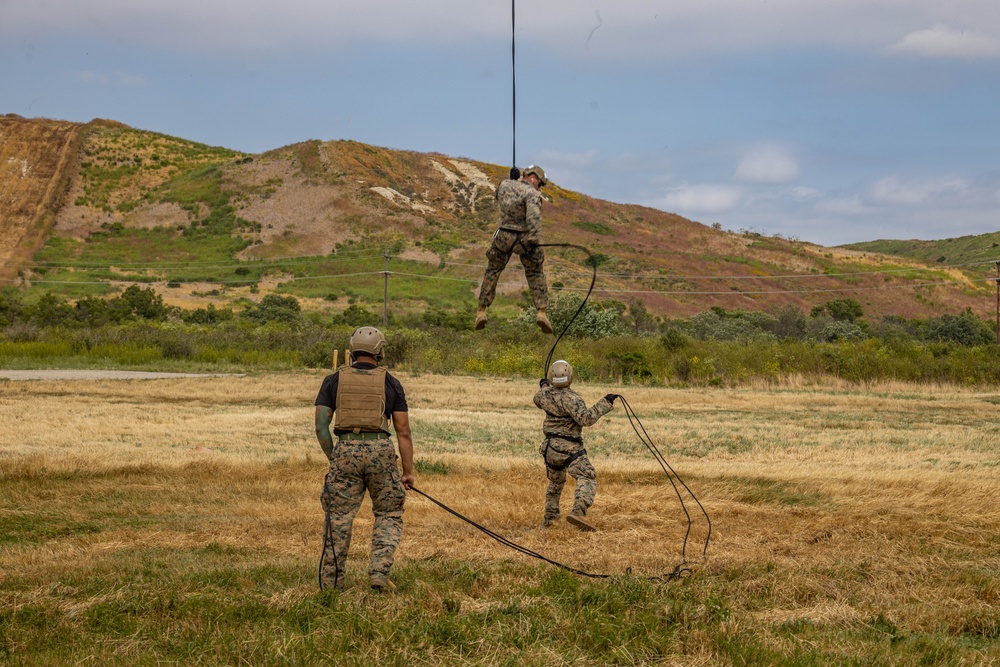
383 248 390 327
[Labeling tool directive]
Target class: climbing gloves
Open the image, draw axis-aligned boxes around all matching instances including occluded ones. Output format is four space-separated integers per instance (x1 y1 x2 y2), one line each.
604 393 620 405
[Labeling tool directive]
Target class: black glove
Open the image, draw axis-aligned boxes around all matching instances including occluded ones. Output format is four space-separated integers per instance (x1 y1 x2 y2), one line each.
539 378 551 388
510 166 521 180
604 393 620 405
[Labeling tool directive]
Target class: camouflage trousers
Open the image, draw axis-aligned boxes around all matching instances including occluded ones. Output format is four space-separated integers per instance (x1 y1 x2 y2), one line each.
320 438 405 590
540 438 597 522
478 229 548 310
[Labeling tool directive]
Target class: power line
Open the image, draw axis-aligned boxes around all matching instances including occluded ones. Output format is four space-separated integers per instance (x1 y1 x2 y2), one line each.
21 250 389 271
434 257 997 282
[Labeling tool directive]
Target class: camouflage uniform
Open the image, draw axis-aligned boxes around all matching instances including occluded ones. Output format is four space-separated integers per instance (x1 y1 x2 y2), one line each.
478 178 548 311
533 386 613 524
320 438 405 588
315 361 410 590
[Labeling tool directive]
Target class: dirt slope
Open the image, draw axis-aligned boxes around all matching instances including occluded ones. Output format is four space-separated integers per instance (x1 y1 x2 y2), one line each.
0 115 83 281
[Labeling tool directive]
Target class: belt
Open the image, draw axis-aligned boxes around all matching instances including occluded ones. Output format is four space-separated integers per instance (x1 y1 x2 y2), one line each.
337 432 388 441
543 433 583 444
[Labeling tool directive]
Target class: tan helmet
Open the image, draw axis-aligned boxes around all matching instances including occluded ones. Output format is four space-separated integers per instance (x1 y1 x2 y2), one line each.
349 326 386 362
548 359 573 388
522 165 547 187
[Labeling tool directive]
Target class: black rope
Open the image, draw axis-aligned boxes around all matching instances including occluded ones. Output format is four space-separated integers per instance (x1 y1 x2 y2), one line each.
318 491 341 591
537 243 597 377
409 485 690 582
619 396 712 562
510 0 518 179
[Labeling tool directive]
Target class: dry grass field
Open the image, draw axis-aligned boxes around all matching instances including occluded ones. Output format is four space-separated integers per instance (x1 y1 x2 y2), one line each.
1 372 998 665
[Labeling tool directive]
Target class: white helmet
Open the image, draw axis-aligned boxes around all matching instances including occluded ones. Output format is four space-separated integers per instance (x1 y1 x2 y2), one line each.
548 359 573 388
349 326 386 362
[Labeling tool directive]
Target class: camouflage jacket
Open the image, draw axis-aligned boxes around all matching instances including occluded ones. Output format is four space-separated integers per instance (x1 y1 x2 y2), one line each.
495 178 543 238
533 386 612 445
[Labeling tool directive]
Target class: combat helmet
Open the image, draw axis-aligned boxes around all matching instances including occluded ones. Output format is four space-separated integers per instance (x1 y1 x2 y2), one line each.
548 359 573 388
349 326 387 362
522 165 547 187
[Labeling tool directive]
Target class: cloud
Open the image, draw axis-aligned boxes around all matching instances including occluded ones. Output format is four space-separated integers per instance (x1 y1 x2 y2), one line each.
734 146 800 184
866 175 969 206
5 1 1000 59
650 183 743 214
887 25 1000 59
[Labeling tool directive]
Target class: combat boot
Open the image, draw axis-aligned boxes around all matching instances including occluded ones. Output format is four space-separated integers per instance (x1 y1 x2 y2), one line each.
370 574 397 593
536 309 553 334
475 306 488 330
566 513 596 532
542 514 559 528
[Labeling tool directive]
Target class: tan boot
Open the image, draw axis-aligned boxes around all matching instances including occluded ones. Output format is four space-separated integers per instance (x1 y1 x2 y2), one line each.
370 574 397 593
566 513 596 532
536 309 553 334
475 306 488 330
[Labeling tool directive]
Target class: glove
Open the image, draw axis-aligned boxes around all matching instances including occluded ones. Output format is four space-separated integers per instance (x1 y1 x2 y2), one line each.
539 378 551 388
604 393 620 405
510 166 521 180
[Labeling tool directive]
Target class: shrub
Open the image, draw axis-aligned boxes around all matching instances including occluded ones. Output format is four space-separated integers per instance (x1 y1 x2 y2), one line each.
120 285 168 321
182 304 234 325
242 294 302 324
812 298 863 323
518 294 628 338
687 310 777 342
818 320 868 343
0 289 24 327
659 328 689 352
332 304 380 328
922 309 993 346
608 350 654 381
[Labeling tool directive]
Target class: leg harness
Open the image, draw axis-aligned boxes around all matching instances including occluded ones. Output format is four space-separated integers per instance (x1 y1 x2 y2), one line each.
542 435 586 472
498 228 538 254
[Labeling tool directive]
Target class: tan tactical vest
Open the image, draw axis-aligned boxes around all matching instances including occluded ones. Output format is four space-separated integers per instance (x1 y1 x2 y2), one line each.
334 364 390 433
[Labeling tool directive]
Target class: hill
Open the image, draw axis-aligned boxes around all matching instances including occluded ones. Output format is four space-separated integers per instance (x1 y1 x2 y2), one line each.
1 116 995 320
841 233 1000 272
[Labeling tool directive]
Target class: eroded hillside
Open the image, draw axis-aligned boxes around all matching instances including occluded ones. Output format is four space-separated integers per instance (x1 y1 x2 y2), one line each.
0 115 82 281
4 116 995 319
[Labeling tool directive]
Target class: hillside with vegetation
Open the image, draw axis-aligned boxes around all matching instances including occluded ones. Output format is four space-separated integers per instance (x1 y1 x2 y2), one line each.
841 232 1000 271
2 116 1000 384
0 115 993 321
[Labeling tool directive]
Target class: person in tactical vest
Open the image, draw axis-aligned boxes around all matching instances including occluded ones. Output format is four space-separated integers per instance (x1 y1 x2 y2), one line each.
533 360 619 531
476 165 553 334
314 326 415 591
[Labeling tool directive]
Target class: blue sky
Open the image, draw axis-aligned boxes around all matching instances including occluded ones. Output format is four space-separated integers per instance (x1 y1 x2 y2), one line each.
2 0 999 246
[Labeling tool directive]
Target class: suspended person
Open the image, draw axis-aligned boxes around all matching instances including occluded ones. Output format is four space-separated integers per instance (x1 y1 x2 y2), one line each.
475 165 553 334
314 326 416 592
534 360 619 531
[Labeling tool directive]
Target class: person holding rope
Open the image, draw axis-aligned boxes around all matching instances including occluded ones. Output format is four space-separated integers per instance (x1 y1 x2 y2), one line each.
314 326 415 592
534 359 619 531
475 165 553 334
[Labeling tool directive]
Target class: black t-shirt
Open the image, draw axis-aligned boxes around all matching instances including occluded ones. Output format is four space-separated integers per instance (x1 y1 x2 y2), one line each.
314 361 408 434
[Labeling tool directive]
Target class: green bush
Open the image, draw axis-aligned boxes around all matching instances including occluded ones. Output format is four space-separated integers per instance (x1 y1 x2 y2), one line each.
242 294 302 325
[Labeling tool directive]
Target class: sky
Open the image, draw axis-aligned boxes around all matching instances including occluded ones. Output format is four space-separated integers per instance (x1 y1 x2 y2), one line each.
2 0 1000 247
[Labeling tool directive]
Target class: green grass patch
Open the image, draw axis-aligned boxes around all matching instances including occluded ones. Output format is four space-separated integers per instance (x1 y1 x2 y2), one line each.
571 220 614 236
